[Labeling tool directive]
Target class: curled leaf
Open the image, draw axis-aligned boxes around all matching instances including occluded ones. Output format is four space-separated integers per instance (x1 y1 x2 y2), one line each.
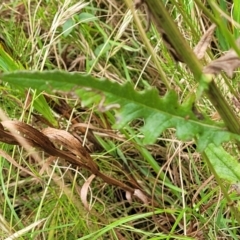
194 24 216 60
125 191 132 203
134 189 148 204
0 120 140 198
80 174 95 211
203 38 240 78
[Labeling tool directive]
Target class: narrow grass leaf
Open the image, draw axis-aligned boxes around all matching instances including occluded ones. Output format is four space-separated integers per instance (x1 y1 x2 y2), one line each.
5 218 46 240
0 46 24 71
78 209 177 240
0 149 37 178
33 94 58 127
233 0 240 38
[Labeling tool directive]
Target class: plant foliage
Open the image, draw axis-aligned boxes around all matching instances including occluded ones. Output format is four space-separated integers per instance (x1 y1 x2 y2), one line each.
206 143 240 182
1 70 239 152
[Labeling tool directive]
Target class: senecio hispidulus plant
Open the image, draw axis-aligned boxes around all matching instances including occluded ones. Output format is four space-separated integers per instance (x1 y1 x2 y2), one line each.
1 0 240 239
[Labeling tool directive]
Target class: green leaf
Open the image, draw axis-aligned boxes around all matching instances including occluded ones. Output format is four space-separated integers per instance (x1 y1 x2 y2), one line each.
205 143 240 182
33 94 58 127
215 21 229 51
233 0 240 38
0 45 24 71
62 18 75 37
78 12 98 23
1 70 240 151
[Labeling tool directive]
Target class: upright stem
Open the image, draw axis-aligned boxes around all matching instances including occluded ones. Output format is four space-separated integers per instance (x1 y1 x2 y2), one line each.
145 0 240 135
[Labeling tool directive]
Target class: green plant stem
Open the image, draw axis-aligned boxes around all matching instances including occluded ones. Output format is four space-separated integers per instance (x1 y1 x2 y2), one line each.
140 0 240 224
207 82 240 134
194 0 218 24
209 1 240 57
124 0 171 90
145 0 240 135
146 0 202 78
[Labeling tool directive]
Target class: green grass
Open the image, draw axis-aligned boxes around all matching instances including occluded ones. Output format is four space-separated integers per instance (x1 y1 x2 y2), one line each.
1 0 240 239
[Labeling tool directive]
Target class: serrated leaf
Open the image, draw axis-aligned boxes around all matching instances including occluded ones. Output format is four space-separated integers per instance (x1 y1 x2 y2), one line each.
1 70 240 151
205 143 240 182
